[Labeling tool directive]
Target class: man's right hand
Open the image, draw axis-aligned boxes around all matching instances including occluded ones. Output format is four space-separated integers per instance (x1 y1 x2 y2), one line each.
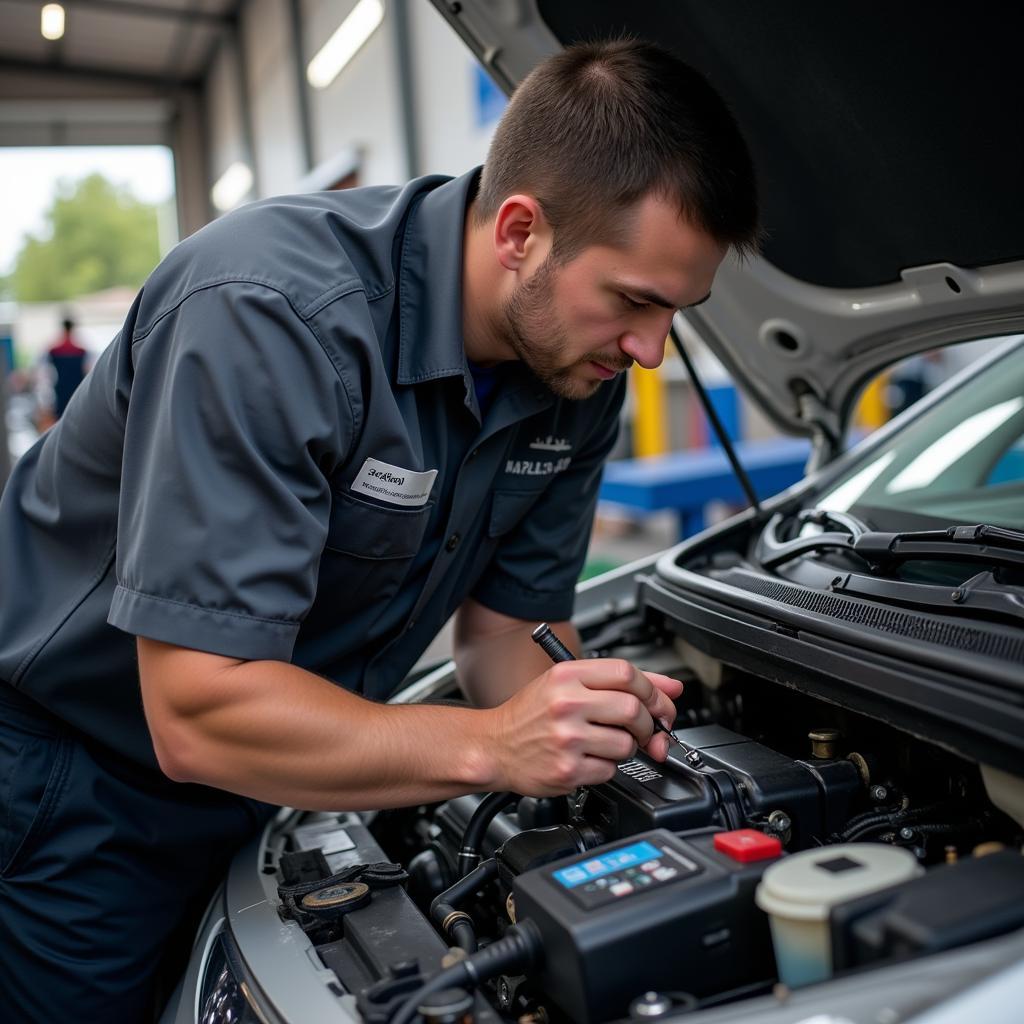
484 659 684 795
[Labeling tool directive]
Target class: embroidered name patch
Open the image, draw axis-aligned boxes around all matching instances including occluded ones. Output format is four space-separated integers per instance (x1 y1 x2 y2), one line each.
351 458 437 507
504 456 572 477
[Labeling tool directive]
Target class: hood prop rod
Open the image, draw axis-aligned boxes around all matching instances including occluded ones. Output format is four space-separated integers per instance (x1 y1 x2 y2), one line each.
668 325 762 517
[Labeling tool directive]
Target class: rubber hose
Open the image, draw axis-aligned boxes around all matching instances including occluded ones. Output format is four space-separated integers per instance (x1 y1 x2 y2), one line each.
449 920 478 954
430 858 498 952
458 792 518 877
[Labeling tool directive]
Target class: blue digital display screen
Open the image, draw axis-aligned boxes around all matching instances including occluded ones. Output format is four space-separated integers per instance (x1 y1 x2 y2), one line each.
552 841 663 889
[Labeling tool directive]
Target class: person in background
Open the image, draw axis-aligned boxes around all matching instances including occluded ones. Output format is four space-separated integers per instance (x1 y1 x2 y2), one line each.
45 315 89 419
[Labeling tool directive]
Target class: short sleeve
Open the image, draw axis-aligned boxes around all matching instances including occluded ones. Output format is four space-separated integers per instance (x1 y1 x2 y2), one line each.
107 282 352 661
471 377 626 621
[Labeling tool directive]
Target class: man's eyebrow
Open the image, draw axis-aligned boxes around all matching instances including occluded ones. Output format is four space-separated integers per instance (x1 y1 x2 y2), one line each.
625 287 677 310
621 286 712 310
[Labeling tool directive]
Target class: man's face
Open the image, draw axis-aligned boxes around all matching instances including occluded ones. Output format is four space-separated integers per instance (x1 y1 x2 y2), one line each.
501 193 727 400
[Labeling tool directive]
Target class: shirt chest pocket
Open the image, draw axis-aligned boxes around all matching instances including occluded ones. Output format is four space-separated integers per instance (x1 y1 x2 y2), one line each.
487 488 546 539
322 491 433 604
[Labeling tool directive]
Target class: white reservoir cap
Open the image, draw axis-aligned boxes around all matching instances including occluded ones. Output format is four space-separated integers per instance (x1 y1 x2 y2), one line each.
756 843 922 921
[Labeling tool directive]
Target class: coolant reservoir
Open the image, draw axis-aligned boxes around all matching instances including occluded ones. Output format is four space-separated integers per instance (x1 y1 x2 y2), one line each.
755 843 922 987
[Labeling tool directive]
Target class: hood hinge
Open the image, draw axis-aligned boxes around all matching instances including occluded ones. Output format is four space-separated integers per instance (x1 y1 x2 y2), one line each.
793 383 842 473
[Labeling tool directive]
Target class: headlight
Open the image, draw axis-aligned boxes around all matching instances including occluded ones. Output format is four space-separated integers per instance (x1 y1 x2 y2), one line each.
198 930 270 1024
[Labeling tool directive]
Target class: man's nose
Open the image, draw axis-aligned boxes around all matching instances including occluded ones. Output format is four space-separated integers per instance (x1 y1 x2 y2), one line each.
618 318 673 370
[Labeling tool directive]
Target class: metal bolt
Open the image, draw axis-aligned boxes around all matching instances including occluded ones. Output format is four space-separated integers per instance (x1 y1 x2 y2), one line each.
870 785 889 802
768 810 792 843
951 589 965 603
685 749 703 768
630 992 674 1018
899 827 915 841
499 978 511 1007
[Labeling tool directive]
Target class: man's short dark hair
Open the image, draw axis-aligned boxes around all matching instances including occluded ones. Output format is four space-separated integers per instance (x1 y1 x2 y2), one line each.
475 39 761 262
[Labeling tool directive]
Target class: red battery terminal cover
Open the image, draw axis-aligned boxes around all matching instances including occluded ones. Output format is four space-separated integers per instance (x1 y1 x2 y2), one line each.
713 829 783 863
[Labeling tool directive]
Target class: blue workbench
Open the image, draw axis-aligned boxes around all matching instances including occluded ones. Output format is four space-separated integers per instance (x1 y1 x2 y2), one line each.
599 436 811 537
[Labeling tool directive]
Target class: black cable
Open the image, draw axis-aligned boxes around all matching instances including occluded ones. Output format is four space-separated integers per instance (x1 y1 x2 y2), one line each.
838 801 948 843
668 325 761 515
458 791 518 877
391 921 543 1024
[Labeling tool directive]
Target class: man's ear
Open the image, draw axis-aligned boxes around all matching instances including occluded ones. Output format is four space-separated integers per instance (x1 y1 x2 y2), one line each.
492 194 551 271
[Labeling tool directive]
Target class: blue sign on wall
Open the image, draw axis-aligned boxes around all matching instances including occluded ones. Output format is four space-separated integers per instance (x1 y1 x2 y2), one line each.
474 64 507 127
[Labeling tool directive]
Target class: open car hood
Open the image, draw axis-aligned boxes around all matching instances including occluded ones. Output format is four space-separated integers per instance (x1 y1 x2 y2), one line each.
430 0 1024 440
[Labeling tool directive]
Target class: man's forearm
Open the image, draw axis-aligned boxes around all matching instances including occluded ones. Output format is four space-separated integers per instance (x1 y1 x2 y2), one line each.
139 632 684 810
141 649 497 810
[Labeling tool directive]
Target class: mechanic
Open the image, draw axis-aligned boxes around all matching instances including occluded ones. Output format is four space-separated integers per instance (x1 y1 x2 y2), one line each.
0 40 760 1022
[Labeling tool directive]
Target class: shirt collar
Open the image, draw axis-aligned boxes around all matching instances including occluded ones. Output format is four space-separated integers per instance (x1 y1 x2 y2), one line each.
396 167 480 386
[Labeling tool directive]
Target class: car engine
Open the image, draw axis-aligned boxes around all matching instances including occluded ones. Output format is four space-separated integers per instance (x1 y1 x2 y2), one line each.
254 613 1024 1024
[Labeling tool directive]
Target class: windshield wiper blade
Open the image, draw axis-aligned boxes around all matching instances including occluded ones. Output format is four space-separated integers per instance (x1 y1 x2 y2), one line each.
855 524 1024 573
832 569 1024 623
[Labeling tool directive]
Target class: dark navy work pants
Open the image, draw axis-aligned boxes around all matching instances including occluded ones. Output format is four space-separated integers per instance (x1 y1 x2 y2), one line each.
0 684 272 1022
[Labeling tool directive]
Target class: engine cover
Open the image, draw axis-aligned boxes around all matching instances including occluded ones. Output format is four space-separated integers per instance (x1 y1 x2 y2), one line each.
585 724 861 848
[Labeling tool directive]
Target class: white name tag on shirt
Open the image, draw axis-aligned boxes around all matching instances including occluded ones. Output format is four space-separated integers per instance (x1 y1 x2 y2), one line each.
350 457 437 507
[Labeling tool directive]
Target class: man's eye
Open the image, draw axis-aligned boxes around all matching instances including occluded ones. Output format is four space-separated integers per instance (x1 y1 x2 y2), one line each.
621 294 648 311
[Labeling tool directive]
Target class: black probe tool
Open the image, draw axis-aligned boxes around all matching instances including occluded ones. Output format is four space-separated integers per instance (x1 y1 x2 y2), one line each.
531 622 685 750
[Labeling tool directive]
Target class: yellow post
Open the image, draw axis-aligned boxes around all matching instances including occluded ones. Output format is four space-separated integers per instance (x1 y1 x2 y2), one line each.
856 371 890 431
630 338 669 457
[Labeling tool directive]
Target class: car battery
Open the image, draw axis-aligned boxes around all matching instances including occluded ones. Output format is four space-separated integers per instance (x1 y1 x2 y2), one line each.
512 827 781 1024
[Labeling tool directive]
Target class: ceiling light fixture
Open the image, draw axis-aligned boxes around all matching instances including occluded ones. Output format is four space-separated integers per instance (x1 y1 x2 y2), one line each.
41 3 65 40
307 0 384 90
211 162 254 212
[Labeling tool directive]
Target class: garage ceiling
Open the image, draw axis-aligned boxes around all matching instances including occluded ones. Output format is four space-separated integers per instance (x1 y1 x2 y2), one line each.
0 0 239 86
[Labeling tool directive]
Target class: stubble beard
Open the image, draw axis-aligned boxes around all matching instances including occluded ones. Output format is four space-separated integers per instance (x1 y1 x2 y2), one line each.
501 255 622 401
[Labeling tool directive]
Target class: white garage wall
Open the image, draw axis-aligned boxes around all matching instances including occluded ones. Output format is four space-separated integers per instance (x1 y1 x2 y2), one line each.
201 0 504 211
205 37 250 200
243 0 306 199
409 0 498 178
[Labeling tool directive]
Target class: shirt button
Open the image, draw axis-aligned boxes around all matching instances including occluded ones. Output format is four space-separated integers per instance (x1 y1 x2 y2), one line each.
445 533 461 552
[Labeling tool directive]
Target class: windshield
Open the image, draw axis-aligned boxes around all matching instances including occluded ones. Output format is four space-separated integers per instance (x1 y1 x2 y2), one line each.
815 339 1024 530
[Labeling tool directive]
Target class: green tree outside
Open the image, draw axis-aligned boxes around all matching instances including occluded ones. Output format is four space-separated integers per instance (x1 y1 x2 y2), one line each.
10 173 161 302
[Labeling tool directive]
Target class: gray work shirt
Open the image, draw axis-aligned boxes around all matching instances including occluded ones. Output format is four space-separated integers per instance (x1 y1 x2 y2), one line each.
0 170 625 768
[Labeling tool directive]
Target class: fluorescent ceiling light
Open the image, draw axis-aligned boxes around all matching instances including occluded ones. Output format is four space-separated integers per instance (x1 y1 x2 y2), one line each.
307 0 384 90
886 397 1024 494
211 162 254 212
41 3 65 40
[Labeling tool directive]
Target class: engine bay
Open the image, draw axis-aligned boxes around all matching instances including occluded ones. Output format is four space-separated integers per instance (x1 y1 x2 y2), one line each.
261 619 1024 1024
